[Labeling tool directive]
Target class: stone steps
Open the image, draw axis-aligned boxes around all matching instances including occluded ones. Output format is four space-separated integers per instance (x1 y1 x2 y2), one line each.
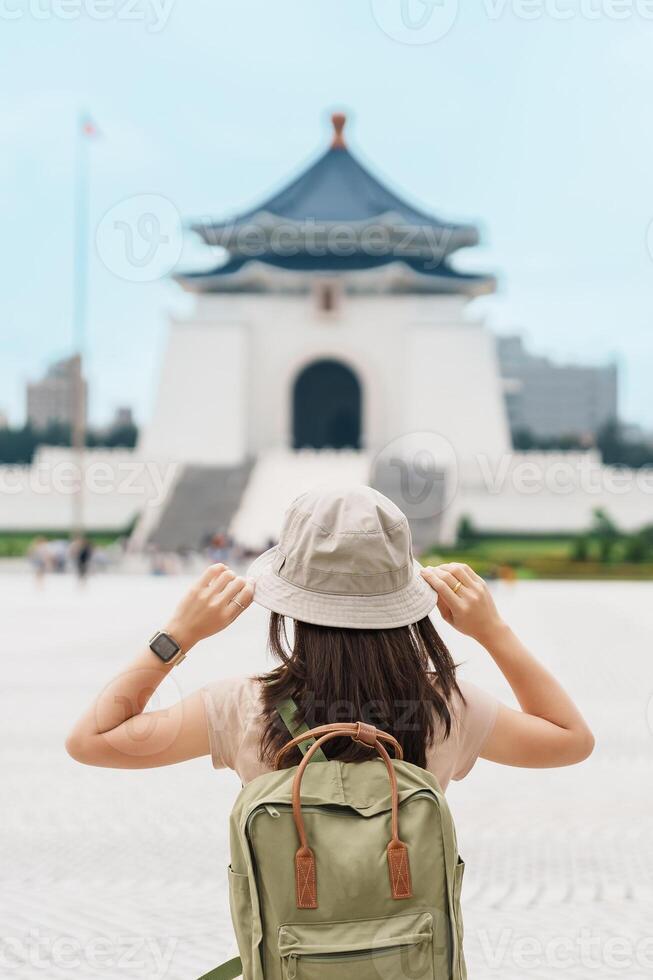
147 462 253 552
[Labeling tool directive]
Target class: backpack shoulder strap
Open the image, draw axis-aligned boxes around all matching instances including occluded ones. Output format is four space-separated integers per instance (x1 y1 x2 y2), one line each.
196 954 242 979
276 696 329 763
194 700 328 980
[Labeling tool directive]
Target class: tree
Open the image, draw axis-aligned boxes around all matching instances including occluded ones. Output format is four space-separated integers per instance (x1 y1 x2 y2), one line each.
623 534 648 564
456 515 477 548
512 428 585 451
0 420 139 464
590 508 619 563
597 419 653 468
571 536 589 562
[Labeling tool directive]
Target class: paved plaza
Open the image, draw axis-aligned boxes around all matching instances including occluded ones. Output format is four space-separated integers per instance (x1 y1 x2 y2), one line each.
2 572 652 979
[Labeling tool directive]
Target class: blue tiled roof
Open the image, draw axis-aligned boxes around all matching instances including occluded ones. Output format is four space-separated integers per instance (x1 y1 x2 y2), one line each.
183 252 481 276
205 146 467 229
181 114 492 294
176 252 495 295
193 116 477 249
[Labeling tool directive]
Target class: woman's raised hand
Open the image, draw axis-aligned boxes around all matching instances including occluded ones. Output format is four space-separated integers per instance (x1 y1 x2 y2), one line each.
421 562 504 646
166 563 255 652
65 563 255 769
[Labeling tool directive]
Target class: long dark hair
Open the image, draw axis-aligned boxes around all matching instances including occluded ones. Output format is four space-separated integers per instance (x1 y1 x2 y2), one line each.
257 613 462 770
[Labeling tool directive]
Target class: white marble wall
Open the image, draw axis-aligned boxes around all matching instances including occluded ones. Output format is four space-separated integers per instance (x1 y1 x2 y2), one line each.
0 447 175 533
139 318 248 466
143 291 511 467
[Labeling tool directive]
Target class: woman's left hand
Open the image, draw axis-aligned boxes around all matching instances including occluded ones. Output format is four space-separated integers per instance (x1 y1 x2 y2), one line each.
421 562 504 646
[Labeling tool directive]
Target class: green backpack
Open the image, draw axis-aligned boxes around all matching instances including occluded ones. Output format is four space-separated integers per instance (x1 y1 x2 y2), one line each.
199 702 467 980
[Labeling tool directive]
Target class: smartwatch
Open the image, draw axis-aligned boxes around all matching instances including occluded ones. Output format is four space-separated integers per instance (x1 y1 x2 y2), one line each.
149 630 186 667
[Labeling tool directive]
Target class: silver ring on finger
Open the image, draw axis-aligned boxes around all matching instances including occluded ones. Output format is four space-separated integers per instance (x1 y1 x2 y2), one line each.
232 598 246 610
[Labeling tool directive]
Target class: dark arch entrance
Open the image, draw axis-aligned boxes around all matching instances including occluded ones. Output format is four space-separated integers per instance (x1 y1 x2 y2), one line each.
292 359 362 450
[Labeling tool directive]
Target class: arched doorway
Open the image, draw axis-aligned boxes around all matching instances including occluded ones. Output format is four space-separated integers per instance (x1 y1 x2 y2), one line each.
292 359 362 450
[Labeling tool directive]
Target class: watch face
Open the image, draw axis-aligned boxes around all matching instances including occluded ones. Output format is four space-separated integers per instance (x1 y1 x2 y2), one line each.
151 632 180 662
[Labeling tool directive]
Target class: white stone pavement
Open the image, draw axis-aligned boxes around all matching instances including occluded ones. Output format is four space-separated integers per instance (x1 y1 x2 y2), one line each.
1 573 652 980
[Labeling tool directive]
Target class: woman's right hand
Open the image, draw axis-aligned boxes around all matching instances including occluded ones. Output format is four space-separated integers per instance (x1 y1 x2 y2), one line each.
421 562 505 646
165 563 255 652
65 562 254 770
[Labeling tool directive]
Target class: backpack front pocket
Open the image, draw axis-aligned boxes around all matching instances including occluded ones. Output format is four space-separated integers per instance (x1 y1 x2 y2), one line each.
278 911 434 979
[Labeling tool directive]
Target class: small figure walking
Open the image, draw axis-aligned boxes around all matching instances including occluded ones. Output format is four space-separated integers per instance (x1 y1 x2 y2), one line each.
28 536 51 587
71 536 94 583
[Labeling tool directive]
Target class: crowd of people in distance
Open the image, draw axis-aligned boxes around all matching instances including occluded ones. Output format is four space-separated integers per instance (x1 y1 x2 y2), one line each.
145 530 274 577
28 535 109 584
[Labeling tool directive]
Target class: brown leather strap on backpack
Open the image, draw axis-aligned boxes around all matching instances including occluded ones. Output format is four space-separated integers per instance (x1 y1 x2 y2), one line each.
274 721 404 768
275 722 412 909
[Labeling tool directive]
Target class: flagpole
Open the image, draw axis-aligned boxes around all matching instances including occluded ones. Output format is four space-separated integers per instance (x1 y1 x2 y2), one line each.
72 112 90 538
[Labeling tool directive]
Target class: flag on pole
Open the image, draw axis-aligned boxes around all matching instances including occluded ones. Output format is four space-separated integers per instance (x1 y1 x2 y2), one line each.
71 110 98 537
80 114 100 139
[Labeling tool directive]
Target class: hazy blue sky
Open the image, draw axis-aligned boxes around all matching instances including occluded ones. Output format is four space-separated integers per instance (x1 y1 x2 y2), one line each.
2 1 653 428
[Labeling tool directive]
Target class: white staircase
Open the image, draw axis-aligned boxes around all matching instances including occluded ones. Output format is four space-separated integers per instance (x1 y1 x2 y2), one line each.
230 448 371 551
135 462 253 553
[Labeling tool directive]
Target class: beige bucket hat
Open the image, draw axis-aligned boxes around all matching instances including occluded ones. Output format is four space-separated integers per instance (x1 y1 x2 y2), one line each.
247 486 436 629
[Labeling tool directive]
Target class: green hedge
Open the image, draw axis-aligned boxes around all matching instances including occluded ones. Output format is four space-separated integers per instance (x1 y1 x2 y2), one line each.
0 532 124 558
420 546 653 580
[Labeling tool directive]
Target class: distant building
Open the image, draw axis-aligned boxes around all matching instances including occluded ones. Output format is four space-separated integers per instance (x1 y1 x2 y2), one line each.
26 356 87 431
497 335 617 441
109 406 134 430
0 410 9 430
620 422 653 447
